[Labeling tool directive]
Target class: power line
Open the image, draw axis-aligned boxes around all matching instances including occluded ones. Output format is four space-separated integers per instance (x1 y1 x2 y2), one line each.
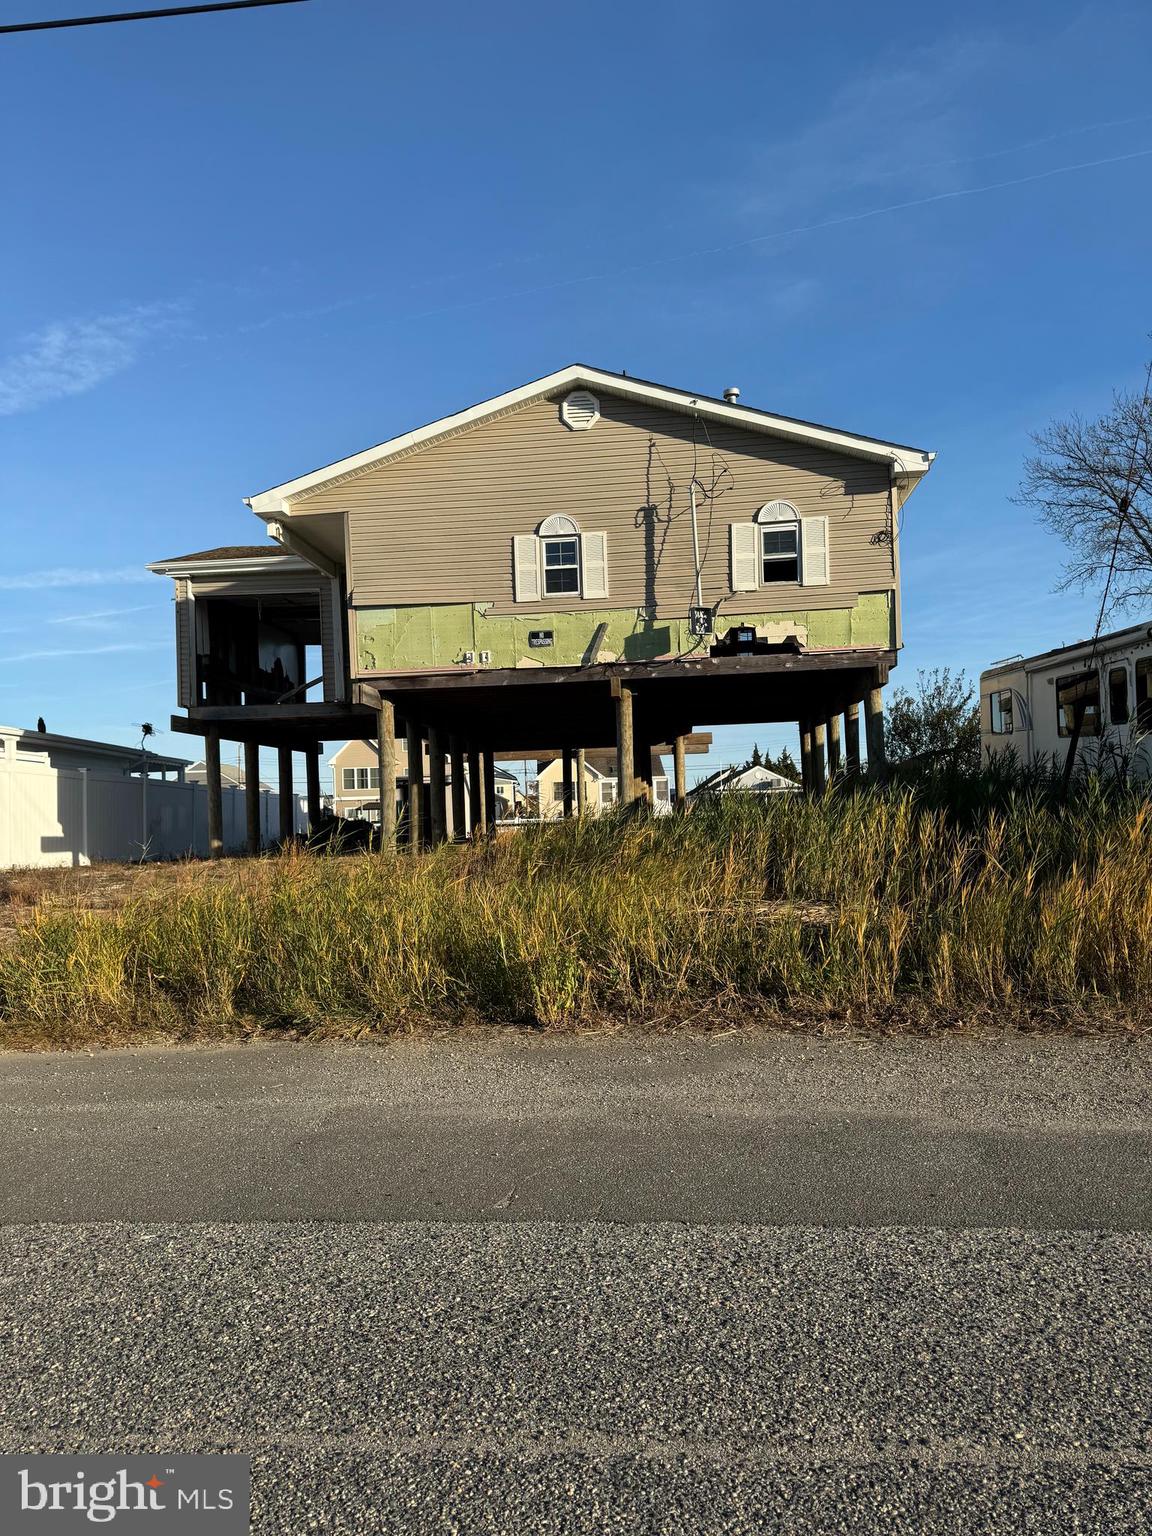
0 0 308 34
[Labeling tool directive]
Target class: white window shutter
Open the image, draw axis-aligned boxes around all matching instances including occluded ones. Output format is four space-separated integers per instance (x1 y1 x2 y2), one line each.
801 516 830 586
513 534 541 602
581 531 609 600
730 523 759 592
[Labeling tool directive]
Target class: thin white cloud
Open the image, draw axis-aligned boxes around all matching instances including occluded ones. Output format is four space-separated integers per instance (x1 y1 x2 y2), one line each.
0 303 181 417
0 567 153 591
48 603 160 627
0 641 156 665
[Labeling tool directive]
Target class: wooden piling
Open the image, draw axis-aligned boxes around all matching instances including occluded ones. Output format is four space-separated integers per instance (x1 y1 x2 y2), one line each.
673 734 688 810
561 747 574 819
206 729 224 859
826 714 842 779
405 718 424 849
277 746 294 844
844 702 861 776
305 748 322 833
811 722 827 794
377 698 397 848
244 739 261 855
427 725 447 845
614 686 635 808
864 687 887 780
482 749 497 834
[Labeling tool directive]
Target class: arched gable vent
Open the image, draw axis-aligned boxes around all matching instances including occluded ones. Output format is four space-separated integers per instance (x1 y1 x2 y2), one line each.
560 390 600 431
538 514 580 536
755 500 800 524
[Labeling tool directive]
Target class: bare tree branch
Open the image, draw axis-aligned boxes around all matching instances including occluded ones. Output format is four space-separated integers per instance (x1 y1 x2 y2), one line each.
1016 353 1152 619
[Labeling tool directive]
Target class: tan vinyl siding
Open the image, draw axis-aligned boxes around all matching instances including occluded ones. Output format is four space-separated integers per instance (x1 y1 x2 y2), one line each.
319 578 342 702
297 395 896 621
174 578 193 709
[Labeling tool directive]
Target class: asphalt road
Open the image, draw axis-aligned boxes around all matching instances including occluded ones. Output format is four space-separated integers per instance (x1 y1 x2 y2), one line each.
1 1034 1149 1533
0 1034 1149 1226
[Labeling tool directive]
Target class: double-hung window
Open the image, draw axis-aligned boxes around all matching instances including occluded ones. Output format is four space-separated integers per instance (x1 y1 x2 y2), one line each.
543 536 581 596
761 522 799 584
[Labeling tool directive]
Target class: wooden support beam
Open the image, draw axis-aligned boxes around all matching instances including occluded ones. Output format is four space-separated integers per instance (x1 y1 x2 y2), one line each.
277 745 294 844
799 720 814 794
205 729 224 859
844 702 861 776
673 734 688 811
449 734 466 841
576 748 587 817
405 718 424 850
467 746 484 835
244 739 261 856
615 686 635 808
864 687 887 781
482 749 497 834
561 747 574 819
305 748 322 832
377 698 397 848
826 713 842 779
427 725 448 845
811 722 827 794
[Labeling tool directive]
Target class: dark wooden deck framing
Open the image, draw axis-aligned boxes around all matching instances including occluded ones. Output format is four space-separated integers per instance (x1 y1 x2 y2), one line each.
172 648 893 856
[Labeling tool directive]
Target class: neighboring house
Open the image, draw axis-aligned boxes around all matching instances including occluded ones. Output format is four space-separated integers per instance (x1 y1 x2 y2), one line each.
0 724 312 869
0 725 187 780
491 766 526 817
150 365 933 847
329 738 523 828
691 763 800 798
185 759 269 790
981 620 1152 777
535 750 670 815
329 738 415 821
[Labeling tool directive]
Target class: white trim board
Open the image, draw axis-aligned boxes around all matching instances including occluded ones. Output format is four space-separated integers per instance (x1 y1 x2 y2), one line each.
245 364 935 517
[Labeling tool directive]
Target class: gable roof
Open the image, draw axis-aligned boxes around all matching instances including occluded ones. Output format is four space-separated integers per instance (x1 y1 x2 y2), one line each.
246 364 935 517
692 762 798 795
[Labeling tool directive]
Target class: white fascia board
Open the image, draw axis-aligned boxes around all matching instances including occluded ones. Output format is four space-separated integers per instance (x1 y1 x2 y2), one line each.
146 554 313 579
245 364 935 515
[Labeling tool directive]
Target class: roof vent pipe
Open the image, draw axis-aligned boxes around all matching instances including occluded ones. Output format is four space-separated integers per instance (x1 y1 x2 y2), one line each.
723 386 741 404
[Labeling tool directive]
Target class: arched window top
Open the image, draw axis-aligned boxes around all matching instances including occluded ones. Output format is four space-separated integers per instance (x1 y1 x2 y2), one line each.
755 500 799 525
537 514 581 537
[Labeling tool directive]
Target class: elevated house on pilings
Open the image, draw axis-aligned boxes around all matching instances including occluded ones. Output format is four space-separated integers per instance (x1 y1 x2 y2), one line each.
149 365 934 855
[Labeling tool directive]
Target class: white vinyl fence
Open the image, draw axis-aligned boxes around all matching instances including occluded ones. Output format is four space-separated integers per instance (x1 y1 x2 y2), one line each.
0 751 307 868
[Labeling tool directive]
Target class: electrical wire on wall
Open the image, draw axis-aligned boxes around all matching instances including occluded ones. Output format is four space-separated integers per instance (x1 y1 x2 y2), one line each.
630 406 736 663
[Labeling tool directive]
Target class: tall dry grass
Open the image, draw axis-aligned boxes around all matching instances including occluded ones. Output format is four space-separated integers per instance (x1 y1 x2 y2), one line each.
2 785 1151 1042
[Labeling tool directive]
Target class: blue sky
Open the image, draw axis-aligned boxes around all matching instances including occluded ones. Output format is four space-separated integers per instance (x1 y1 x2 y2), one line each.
2 0 1151 788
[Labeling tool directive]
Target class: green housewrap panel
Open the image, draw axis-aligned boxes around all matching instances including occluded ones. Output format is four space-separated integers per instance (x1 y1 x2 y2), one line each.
355 594 894 674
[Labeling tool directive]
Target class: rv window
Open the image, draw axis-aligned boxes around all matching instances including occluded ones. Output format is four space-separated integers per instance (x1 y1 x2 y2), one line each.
1136 657 1152 732
989 690 1013 734
1056 672 1100 737
1109 666 1130 725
